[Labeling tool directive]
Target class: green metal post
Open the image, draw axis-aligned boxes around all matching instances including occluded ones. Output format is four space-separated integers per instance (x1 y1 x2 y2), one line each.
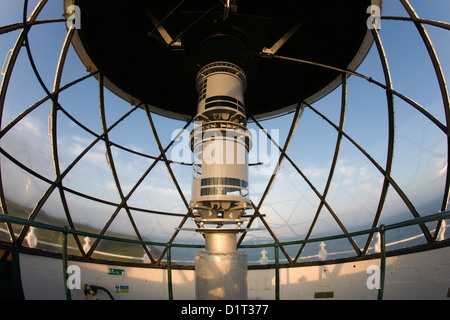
378 225 386 300
167 244 173 300
62 226 72 300
274 243 280 300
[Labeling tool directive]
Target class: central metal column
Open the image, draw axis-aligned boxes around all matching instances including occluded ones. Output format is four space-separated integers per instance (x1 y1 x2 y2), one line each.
189 62 251 300
195 230 248 300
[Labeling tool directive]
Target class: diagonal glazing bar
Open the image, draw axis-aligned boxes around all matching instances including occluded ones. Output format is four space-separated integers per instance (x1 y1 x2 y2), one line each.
15 104 140 246
98 75 156 264
145 106 190 209
256 53 447 135
18 1 147 249
250 103 363 258
0 72 97 139
87 115 194 259
294 74 347 262
304 101 434 243
240 104 304 263
0 0 50 136
145 105 199 264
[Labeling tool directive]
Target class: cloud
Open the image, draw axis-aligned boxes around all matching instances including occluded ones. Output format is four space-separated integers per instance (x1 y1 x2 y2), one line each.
65 135 107 166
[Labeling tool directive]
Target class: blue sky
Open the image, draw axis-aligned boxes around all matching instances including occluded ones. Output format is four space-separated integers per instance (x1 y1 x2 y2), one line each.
0 1 449 252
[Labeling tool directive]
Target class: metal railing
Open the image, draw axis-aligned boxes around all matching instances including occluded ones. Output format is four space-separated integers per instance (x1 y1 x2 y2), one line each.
0 211 449 300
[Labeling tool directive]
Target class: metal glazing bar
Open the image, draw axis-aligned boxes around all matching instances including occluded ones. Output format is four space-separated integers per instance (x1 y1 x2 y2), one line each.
0 18 65 35
238 104 304 263
247 200 292 263
50 27 85 256
87 115 194 259
257 104 303 211
61 185 188 217
257 53 447 135
21 0 124 250
145 106 198 264
1 144 188 218
251 114 363 257
145 106 190 209
56 104 179 166
273 40 444 241
399 0 450 238
364 25 409 251
44 97 191 166
155 213 195 265
98 75 156 264
0 0 49 245
1 0 48 122
16 104 140 246
258 53 371 81
0 148 54 185
304 101 433 241
371 79 447 134
294 74 347 262
23 0 48 24
0 72 97 139
110 139 192 166
381 16 450 31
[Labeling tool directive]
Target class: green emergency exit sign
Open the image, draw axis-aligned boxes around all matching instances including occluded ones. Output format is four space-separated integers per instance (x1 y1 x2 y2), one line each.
108 268 125 276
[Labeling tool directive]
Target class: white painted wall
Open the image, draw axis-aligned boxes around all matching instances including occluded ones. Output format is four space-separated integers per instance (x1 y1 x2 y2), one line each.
19 246 450 300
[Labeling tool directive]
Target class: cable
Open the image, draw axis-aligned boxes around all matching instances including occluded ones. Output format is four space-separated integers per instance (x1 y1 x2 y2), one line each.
84 284 115 300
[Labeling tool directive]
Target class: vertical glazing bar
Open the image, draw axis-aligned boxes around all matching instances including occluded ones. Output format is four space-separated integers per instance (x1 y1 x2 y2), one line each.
274 243 280 300
367 24 398 248
378 225 386 301
62 226 72 300
0 0 48 247
399 0 450 216
167 244 173 300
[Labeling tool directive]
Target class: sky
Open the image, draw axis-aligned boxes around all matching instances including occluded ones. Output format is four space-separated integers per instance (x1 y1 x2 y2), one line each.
0 0 449 255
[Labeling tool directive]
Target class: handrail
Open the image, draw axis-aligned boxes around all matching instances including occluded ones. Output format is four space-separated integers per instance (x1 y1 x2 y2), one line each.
0 211 449 300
